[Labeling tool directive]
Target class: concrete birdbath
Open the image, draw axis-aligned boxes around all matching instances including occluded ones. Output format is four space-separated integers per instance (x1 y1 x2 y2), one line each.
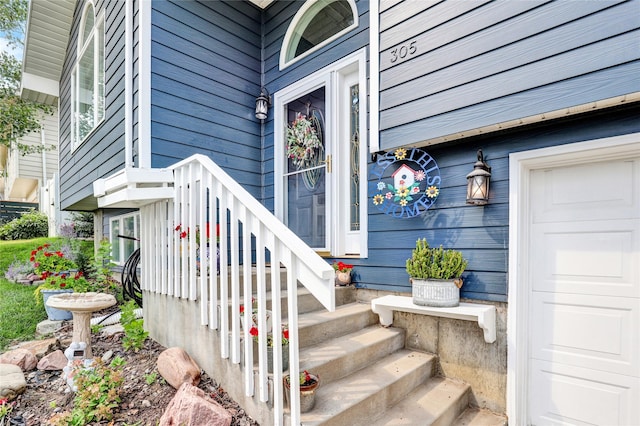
46 292 117 358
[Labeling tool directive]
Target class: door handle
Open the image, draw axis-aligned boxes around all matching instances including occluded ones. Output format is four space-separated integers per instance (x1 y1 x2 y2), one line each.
321 154 332 173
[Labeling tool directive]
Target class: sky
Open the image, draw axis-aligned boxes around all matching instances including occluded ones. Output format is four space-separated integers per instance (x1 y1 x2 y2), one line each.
0 31 24 61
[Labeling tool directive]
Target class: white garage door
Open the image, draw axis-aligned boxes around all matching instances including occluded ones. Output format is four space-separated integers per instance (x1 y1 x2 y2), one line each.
528 153 640 425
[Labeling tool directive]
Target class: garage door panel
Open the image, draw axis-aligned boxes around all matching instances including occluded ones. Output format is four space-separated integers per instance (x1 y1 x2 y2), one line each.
531 292 639 377
531 159 639 224
531 221 639 297
530 359 639 426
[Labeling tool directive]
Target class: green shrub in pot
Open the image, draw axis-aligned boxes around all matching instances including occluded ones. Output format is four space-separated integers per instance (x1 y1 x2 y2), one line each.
406 238 468 307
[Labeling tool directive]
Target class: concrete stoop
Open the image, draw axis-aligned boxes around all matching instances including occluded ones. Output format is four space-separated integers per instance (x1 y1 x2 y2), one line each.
453 407 508 426
279 300 506 426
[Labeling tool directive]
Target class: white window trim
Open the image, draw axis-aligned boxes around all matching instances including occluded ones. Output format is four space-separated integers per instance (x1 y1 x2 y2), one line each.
279 0 359 70
110 211 140 266
369 0 380 153
274 48 368 257
507 132 640 424
71 1 105 151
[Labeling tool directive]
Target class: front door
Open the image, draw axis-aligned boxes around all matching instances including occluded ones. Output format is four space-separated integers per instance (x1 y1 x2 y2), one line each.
284 87 328 250
274 51 367 257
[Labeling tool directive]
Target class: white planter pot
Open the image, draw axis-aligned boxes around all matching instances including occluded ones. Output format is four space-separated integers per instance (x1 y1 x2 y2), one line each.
412 278 460 307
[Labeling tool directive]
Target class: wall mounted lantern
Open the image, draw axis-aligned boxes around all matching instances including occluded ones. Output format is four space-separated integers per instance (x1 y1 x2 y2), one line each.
255 87 271 121
466 149 491 205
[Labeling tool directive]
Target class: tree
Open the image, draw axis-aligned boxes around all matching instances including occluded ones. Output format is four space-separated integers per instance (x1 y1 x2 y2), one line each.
0 0 53 155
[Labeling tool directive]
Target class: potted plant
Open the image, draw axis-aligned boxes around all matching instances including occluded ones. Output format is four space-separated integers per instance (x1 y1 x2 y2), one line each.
31 244 92 320
332 261 354 286
240 297 272 333
284 370 320 413
406 238 468 307
34 272 93 320
249 325 289 373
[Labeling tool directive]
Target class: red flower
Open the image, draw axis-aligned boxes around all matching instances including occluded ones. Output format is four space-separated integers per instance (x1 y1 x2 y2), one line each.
283 329 289 340
240 305 244 313
43 243 50 248
180 231 187 239
37 246 43 250
31 250 37 256
60 283 66 288
30 256 35 262
175 225 181 231
44 252 52 257
249 327 259 337
56 251 64 257
61 274 67 279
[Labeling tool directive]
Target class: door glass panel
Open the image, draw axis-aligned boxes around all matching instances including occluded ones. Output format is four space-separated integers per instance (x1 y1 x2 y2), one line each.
350 83 359 231
285 87 326 248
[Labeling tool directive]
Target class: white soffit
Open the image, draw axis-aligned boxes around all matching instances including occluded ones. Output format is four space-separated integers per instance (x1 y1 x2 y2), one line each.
20 0 74 100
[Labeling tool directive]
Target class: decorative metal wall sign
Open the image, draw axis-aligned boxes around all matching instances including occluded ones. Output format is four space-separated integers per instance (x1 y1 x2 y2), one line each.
369 148 441 219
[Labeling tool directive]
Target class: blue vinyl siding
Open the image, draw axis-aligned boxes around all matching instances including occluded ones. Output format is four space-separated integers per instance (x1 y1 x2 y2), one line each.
378 0 640 150
354 104 640 302
59 0 127 211
149 0 262 198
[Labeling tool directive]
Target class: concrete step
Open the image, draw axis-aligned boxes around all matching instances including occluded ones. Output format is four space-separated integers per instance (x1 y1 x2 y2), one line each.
294 350 436 425
275 285 356 316
453 407 508 426
297 302 379 347
228 285 356 327
370 377 470 426
299 325 406 385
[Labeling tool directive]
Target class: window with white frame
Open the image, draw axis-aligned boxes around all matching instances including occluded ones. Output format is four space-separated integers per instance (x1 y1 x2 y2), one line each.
280 0 357 69
110 213 140 265
71 2 105 149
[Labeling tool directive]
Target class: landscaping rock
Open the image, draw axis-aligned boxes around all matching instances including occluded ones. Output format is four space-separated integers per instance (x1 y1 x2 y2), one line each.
0 363 27 400
0 348 37 371
15 338 59 359
37 350 68 371
35 319 64 336
157 347 201 390
159 383 232 426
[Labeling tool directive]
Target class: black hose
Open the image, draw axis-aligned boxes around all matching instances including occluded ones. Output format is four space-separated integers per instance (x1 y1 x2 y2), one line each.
118 234 142 307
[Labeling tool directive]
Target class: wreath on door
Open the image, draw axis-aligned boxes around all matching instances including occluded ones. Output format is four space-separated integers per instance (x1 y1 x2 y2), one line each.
286 111 324 190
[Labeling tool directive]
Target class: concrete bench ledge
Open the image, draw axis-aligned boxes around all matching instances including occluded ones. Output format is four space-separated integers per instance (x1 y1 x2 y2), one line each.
371 295 496 343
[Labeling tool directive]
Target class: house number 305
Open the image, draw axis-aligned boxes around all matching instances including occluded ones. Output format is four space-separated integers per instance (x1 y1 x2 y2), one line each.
390 41 417 63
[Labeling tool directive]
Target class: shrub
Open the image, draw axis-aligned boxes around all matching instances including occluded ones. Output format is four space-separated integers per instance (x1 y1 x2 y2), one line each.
4 258 34 281
0 210 48 240
49 356 126 425
120 300 147 352
406 238 467 280
70 212 94 238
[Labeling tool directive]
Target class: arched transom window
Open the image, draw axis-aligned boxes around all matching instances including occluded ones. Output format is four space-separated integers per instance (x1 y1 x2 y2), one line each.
71 1 104 149
281 0 357 69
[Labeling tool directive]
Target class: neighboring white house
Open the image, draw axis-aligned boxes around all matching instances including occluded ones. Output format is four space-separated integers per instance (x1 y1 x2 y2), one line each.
0 0 75 234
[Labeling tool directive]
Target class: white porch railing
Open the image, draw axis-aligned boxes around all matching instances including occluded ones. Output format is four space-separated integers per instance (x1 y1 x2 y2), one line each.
139 154 335 425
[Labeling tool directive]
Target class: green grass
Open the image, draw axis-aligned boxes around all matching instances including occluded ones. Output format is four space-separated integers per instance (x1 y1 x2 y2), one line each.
0 237 82 351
